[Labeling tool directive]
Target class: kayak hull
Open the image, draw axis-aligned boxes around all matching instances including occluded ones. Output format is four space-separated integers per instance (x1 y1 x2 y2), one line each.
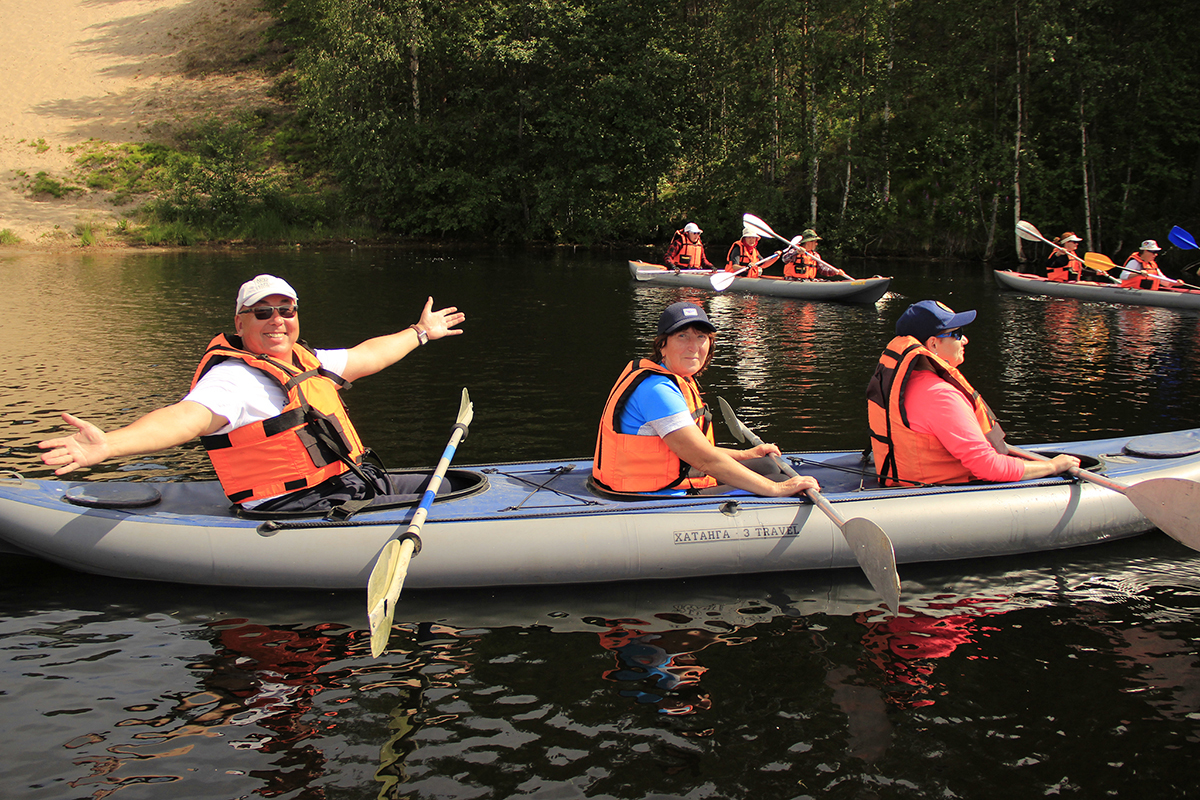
2 430 1198 590
994 270 1200 310
631 261 891 303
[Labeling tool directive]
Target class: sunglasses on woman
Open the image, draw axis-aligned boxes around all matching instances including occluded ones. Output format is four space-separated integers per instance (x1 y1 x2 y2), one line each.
936 329 965 340
239 304 298 320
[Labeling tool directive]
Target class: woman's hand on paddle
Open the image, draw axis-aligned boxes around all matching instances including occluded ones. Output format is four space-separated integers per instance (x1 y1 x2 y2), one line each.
38 412 112 475
773 474 821 497
417 297 466 341
734 443 821 496
743 443 782 460
1018 452 1081 480
1048 454 1081 474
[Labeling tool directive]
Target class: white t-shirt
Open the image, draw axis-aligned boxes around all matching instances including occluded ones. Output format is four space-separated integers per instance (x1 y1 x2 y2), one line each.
183 348 349 434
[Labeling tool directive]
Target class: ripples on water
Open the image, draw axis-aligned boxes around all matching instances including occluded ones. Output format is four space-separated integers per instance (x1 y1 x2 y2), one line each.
2 249 1200 798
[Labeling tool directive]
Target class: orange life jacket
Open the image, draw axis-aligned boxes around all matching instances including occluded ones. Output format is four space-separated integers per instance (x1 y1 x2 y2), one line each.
1120 253 1164 290
726 242 762 276
784 249 818 280
593 359 718 493
668 230 706 269
866 336 1006 486
190 334 367 503
1046 252 1080 282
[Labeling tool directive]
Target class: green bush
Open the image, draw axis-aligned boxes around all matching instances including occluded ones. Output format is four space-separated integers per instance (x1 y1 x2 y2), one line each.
29 172 78 199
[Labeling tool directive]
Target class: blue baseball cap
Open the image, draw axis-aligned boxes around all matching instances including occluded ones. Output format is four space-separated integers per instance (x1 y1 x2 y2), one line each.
658 302 717 336
896 300 976 342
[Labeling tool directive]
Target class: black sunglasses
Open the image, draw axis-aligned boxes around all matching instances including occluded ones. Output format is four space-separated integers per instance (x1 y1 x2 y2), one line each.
239 304 298 320
935 329 965 340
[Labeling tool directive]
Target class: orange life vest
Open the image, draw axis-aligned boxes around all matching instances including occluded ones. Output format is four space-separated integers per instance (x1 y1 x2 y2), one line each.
190 334 367 503
668 230 706 269
1046 252 1080 282
1120 253 1164 290
726 242 762 276
593 359 718 493
784 249 818 280
866 336 1006 486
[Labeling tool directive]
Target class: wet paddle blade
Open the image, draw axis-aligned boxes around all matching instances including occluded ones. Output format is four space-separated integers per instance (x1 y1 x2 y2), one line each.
718 397 750 444
710 271 738 291
842 517 902 614
1169 226 1198 251
367 538 417 657
1126 478 1200 551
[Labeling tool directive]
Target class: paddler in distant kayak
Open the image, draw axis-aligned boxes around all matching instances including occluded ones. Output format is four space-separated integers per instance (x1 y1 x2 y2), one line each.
1043 231 1085 282
664 222 714 270
593 301 819 497
38 274 466 515
780 228 851 281
866 300 1079 487
724 227 776 277
1118 240 1178 290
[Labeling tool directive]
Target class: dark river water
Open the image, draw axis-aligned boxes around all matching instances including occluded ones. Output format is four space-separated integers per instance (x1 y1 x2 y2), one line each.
2 246 1199 798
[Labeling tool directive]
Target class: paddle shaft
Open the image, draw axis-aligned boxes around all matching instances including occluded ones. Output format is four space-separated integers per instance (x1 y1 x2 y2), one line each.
367 389 474 657
711 252 782 290
744 214 852 279
1015 221 1109 279
1090 254 1200 290
1007 444 1126 493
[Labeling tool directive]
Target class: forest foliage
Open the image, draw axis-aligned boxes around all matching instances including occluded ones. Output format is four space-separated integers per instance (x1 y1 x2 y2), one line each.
257 0 1200 260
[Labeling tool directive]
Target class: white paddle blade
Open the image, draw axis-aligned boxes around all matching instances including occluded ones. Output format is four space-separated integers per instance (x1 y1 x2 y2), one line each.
1126 478 1200 551
710 271 738 291
1015 220 1046 243
842 517 902 615
742 213 786 243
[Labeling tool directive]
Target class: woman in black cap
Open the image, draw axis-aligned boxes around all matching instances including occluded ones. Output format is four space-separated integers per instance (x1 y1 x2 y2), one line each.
593 301 819 496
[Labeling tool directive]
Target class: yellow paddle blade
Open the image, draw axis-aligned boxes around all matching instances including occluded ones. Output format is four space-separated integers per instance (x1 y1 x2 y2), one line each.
367 538 417 657
1083 252 1119 272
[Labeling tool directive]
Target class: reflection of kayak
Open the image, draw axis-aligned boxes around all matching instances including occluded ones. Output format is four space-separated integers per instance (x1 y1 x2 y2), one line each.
2 429 1199 590
630 261 892 303
994 269 1200 310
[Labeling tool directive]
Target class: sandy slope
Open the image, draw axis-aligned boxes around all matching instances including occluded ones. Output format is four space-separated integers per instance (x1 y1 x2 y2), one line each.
0 0 278 246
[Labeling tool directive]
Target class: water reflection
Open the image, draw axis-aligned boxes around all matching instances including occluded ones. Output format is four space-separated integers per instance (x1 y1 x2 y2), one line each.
594 619 724 716
3 535 1200 798
5 250 1200 798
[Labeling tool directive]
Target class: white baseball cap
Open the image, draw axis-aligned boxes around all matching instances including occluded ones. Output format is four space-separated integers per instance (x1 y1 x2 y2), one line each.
236 274 298 312
1140 239 1161 252
683 222 703 234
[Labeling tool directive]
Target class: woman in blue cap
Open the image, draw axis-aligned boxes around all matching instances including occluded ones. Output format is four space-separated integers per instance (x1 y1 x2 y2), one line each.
866 300 1078 487
593 301 819 496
